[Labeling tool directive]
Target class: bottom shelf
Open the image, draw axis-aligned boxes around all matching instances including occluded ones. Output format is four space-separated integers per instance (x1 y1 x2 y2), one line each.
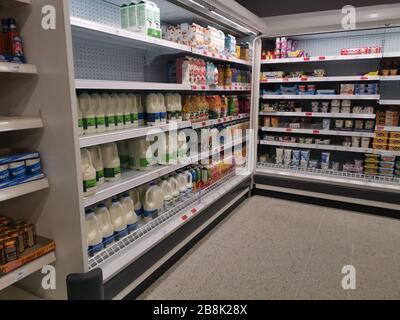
0 285 40 300
256 162 400 192
88 168 251 281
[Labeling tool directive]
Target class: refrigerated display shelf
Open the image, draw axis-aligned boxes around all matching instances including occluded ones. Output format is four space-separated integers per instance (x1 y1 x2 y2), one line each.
261 53 382 64
0 117 43 132
0 178 49 202
71 17 251 67
191 114 250 129
260 76 380 83
88 169 250 280
80 121 192 148
379 100 400 105
261 127 376 137
261 94 380 100
75 79 192 91
0 252 56 291
259 112 375 119
0 62 37 75
256 162 400 192
380 76 400 81
375 126 400 132
191 83 252 91
83 138 247 207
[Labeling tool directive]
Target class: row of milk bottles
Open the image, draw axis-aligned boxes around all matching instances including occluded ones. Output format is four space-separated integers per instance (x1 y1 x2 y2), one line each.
77 92 183 136
85 171 194 255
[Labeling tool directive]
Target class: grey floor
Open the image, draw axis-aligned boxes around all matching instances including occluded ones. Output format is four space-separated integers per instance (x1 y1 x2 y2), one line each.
139 196 400 300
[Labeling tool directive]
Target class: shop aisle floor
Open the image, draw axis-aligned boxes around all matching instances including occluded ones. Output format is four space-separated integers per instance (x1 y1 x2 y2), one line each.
138 196 400 300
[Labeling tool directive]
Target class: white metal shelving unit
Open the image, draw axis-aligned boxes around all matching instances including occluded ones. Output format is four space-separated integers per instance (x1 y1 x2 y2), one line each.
0 117 43 132
192 114 250 129
260 127 376 137
261 94 380 100
0 178 49 202
75 79 192 91
261 53 382 64
259 112 375 119
191 83 252 91
379 100 400 105
375 126 400 132
260 76 380 83
0 62 37 74
1 0 31 7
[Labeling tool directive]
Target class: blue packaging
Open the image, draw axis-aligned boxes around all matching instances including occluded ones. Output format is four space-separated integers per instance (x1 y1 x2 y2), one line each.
0 164 9 183
9 161 27 180
0 152 40 165
26 158 42 176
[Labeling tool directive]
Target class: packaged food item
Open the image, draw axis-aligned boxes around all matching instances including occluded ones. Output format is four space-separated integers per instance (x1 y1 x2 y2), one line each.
361 138 370 148
331 106 340 113
373 143 388 150
331 162 340 171
300 150 310 162
381 155 396 162
345 119 354 130
373 137 388 144
380 161 395 169
276 148 284 165
335 119 344 129
352 137 360 147
309 160 318 168
271 117 279 127
341 100 352 107
375 131 389 138
321 152 330 170
340 84 355 95
379 167 394 175
389 138 400 146
322 119 331 130
364 121 375 131
355 120 364 130
365 154 380 163
388 144 400 151
292 150 301 162
390 132 400 139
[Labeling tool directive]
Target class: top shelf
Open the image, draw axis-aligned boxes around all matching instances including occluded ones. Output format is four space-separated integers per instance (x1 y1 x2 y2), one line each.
0 62 37 75
70 17 252 67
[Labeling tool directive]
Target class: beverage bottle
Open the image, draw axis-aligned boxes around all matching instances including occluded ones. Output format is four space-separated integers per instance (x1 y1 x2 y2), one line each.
95 204 114 247
109 199 128 240
92 93 106 133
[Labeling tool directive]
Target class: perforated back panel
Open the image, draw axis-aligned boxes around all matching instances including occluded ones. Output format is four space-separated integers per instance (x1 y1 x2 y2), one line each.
381 82 400 100
70 0 121 28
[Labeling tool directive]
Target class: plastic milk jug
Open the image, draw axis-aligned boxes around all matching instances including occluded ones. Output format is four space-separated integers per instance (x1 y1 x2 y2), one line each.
81 149 97 196
157 93 167 124
119 93 132 129
110 93 123 130
183 170 193 197
159 178 173 211
88 146 105 185
77 96 84 136
109 198 128 240
137 95 145 126
95 204 114 247
101 93 116 132
117 141 129 169
129 188 143 222
128 137 153 171
121 194 138 233
128 93 139 128
168 176 180 203
101 142 121 182
176 172 188 199
85 208 103 255
146 93 160 126
174 93 183 122
143 184 164 223
165 94 176 122
80 93 96 135
177 131 188 160
92 93 106 133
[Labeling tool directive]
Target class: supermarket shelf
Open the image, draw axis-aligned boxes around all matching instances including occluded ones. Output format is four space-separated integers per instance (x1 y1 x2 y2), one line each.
191 83 251 91
380 76 400 81
191 114 250 129
379 100 400 105
191 48 252 66
0 178 49 202
80 121 192 148
259 140 373 153
83 139 246 207
71 17 192 54
88 170 251 280
0 117 43 132
375 126 400 132
256 162 400 193
260 76 380 83
259 112 375 119
383 51 400 58
75 79 192 91
261 94 380 100
0 62 37 74
261 53 382 64
261 127 375 137
0 286 40 300
1 0 31 8
0 252 56 291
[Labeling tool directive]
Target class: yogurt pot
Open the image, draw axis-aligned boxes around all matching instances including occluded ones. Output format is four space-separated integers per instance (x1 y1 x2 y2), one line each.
9 161 27 180
26 158 42 176
0 164 10 183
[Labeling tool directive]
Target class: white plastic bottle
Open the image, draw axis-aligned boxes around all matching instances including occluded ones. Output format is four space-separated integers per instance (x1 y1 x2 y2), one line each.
77 95 84 136
109 198 128 240
137 95 145 126
165 94 176 122
85 208 103 255
81 149 97 196
129 188 143 222
157 93 167 124
95 203 114 247
79 93 97 135
120 93 132 129
88 146 105 185
146 93 160 126
128 93 139 128
159 178 173 212
117 141 129 169
174 93 183 122
177 131 188 161
128 137 153 171
121 194 138 233
102 93 116 132
176 172 188 200
184 170 193 198
168 175 180 203
101 142 121 182
143 183 164 223
92 93 106 133
110 93 124 130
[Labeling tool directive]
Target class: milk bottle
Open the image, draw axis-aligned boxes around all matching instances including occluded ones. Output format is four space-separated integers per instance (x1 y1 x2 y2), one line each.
165 94 176 122
157 93 167 124
177 131 188 161
183 170 193 198
117 141 129 169
109 198 128 240
79 93 97 135
95 204 114 247
92 93 106 133
120 93 132 129
128 93 139 128
88 146 105 185
101 143 121 182
159 178 173 211
102 93 116 132
128 137 153 171
77 96 84 136
176 172 188 200
168 175 180 203
85 208 103 255
146 93 160 126
110 93 124 130
129 188 143 222
81 149 97 196
137 95 145 126
121 194 138 233
143 183 164 223
174 93 183 122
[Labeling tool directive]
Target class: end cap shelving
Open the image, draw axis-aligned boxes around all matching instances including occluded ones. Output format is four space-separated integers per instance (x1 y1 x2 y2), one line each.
0 117 43 132
0 178 49 202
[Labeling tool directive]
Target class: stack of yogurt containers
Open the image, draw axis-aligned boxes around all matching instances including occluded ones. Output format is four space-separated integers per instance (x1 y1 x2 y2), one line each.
0 152 43 189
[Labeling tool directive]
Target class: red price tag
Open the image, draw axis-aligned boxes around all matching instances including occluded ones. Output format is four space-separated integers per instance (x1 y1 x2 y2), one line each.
181 215 188 221
203 51 208 55
219 54 223 59
313 130 320 134
301 77 308 81
191 208 197 214
202 122 206 126
286 128 293 132
201 85 206 90
377 126 385 130
224 118 227 121
360 76 368 80
304 57 310 61
318 56 326 60
306 112 313 116
212 53 216 57
192 85 197 90
283 78 289 82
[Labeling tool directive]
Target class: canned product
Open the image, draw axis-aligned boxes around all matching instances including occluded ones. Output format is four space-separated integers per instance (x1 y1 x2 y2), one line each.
23 224 36 248
4 238 19 263
5 230 25 254
26 158 42 176
0 241 6 265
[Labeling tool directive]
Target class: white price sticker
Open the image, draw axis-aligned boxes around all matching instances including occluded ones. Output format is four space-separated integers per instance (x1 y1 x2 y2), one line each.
14 268 27 281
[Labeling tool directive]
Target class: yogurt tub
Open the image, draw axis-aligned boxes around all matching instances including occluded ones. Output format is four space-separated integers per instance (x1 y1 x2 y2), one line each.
379 167 394 175
26 158 42 176
8 161 27 180
0 164 9 183
379 161 395 169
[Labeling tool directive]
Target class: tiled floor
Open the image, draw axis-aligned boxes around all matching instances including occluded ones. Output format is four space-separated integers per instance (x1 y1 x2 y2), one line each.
138 196 400 300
